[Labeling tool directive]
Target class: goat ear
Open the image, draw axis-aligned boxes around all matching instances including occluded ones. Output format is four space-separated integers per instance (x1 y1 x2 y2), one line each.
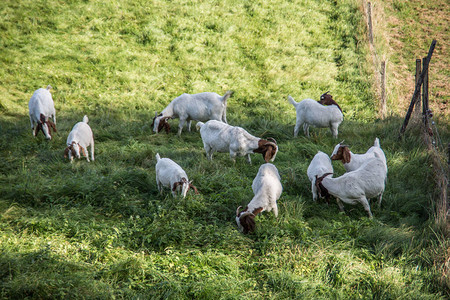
342 147 351 164
263 145 273 162
64 147 70 158
189 183 199 194
240 214 256 234
172 181 181 191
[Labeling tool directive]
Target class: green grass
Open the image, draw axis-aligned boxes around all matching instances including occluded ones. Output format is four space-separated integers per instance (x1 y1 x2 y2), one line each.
0 0 448 298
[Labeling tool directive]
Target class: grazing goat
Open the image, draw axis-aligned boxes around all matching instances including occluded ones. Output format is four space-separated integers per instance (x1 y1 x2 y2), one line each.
288 92 343 138
196 120 278 164
330 137 387 173
315 153 387 218
152 91 233 135
28 85 57 139
64 115 95 162
306 151 333 202
155 153 198 198
236 163 283 234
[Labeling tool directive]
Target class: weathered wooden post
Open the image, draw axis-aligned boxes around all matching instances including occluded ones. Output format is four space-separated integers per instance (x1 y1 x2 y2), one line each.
380 60 386 118
414 59 422 113
367 2 374 45
422 56 431 135
399 39 436 137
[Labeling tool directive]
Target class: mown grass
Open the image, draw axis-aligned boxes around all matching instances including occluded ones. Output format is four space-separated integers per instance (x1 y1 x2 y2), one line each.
0 0 448 298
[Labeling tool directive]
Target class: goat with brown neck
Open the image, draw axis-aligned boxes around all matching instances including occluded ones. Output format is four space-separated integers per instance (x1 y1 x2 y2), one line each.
235 163 282 234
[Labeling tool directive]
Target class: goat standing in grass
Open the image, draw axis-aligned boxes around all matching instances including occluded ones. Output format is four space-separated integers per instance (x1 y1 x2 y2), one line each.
315 153 387 218
28 85 57 140
196 120 278 164
288 92 343 138
155 153 198 198
152 91 232 136
64 115 95 162
236 163 282 234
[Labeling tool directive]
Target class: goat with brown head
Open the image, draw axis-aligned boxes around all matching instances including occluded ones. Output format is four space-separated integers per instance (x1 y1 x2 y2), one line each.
315 173 333 202
236 206 264 234
330 142 351 164
319 91 343 114
152 112 172 134
35 113 57 140
253 138 278 163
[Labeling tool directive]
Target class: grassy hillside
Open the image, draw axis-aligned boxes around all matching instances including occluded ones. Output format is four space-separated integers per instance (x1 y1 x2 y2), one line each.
0 0 448 298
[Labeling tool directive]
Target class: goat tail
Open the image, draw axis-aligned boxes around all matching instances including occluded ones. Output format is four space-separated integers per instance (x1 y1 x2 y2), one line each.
374 137 380 148
288 95 297 106
222 90 233 104
82 115 89 123
46 85 52 90
196 121 205 131
155 153 161 162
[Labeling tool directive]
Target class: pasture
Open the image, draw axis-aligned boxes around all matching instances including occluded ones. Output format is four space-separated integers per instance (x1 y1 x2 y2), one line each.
0 0 448 298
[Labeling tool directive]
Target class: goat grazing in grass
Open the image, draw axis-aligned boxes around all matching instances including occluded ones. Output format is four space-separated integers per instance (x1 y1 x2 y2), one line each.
64 115 95 162
155 153 198 198
307 151 333 202
315 153 387 218
28 85 56 140
288 92 343 138
152 91 233 136
236 163 282 234
196 120 278 164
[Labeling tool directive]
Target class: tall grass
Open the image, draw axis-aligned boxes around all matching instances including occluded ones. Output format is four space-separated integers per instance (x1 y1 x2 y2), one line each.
0 0 448 298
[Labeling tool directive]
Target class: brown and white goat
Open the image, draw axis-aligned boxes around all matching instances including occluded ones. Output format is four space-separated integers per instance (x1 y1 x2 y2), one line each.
64 115 95 162
288 92 343 138
28 85 57 140
236 163 282 234
155 153 198 198
196 120 278 164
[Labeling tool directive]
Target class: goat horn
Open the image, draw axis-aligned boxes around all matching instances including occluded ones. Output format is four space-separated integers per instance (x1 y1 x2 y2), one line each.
236 206 243 217
267 137 277 145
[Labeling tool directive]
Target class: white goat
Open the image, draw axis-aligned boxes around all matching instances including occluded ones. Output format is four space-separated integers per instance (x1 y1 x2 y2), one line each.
196 120 278 164
64 115 95 162
315 153 387 218
307 151 333 202
155 153 198 198
288 92 343 138
331 137 387 173
152 91 233 135
28 85 57 139
236 163 283 234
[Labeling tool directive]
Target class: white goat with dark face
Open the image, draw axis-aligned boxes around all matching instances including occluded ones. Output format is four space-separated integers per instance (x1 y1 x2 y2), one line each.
307 151 333 202
152 91 232 136
155 153 198 198
236 163 283 234
28 85 57 140
64 115 95 162
288 92 343 138
315 153 387 218
196 120 278 164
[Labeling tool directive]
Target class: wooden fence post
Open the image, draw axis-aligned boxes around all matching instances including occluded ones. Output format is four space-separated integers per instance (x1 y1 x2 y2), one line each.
422 56 431 134
415 59 422 114
399 39 436 137
380 61 386 117
367 2 374 44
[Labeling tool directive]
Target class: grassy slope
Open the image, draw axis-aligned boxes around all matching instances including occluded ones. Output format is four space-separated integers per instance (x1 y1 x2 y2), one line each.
0 0 447 298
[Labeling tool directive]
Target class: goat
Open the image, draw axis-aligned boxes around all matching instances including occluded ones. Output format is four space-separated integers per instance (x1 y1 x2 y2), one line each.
236 163 283 234
288 92 343 138
64 115 95 162
155 153 198 198
28 85 57 139
306 151 333 202
315 153 387 218
196 120 278 164
330 137 387 173
152 91 233 136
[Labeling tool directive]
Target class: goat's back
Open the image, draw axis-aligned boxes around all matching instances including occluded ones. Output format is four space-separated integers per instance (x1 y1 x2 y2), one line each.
28 88 55 119
296 99 343 127
67 121 93 145
199 120 233 150
252 163 282 197
307 151 333 181
172 92 225 121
